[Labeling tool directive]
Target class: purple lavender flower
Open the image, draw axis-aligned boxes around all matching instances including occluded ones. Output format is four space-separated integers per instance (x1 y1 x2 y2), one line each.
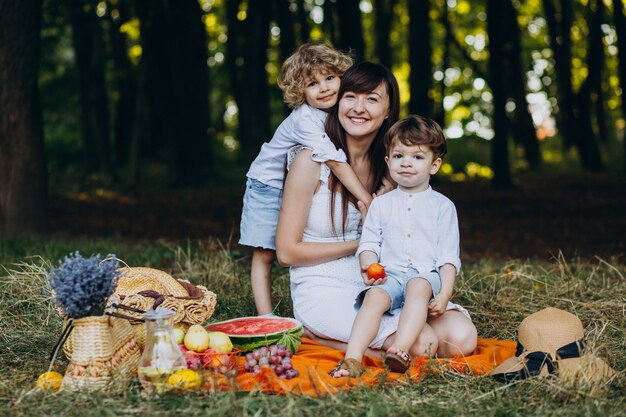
47 252 120 318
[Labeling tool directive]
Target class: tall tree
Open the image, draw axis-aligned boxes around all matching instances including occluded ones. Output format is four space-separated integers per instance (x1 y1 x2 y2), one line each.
237 0 272 165
0 0 48 234
544 0 577 148
136 0 211 186
275 0 297 64
544 0 603 171
572 0 604 171
487 0 514 188
323 0 337 46
503 0 541 169
612 0 626 168
163 0 212 184
295 0 310 44
68 0 112 177
335 0 365 60
107 0 135 167
408 0 433 117
373 0 397 68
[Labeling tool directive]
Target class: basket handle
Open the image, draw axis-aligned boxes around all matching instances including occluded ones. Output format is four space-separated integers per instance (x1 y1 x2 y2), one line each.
111 302 146 314
105 311 145 323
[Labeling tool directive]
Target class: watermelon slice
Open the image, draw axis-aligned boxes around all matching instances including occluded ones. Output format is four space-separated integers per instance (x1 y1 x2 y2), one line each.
205 316 304 353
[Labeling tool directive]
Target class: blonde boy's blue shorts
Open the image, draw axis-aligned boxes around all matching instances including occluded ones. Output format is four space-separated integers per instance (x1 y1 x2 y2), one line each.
355 267 442 315
239 178 283 250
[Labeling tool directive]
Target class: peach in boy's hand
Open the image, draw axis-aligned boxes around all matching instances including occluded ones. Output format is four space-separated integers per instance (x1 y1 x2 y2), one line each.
366 263 386 279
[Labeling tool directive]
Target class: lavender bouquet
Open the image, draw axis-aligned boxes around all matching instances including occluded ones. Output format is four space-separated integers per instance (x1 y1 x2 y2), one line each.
47 252 120 318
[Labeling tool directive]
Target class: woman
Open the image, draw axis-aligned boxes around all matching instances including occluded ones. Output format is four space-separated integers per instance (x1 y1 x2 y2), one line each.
276 62 477 363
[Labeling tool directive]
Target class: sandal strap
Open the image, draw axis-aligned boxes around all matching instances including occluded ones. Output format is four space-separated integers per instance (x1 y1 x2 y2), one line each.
329 358 365 377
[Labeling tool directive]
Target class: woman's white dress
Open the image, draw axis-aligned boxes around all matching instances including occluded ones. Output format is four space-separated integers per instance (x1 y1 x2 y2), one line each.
288 147 399 348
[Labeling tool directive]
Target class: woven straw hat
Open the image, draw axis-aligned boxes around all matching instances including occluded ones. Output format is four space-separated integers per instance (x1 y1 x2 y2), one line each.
114 267 188 297
489 307 615 383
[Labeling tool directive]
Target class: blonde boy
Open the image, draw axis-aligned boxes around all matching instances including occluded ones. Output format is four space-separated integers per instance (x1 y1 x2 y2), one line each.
240 43 373 315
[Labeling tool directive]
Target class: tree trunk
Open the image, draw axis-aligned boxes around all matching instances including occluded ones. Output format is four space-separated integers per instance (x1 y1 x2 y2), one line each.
591 0 608 144
487 0 514 188
275 0 297 64
108 0 135 168
323 0 337 46
296 0 310 43
0 0 48 234
543 0 578 149
612 0 626 169
68 0 112 177
574 0 604 171
162 0 212 184
226 0 244 114
373 0 396 67
336 0 365 60
238 0 271 165
503 0 541 169
408 0 433 117
435 2 451 127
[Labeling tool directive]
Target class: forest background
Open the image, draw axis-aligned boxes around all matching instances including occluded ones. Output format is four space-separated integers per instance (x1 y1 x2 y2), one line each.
1 0 625 261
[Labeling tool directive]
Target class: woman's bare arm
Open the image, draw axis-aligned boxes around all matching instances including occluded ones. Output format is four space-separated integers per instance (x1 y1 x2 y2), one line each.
275 149 359 267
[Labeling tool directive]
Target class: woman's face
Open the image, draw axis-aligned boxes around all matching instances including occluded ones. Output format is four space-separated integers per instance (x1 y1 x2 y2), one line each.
338 82 390 141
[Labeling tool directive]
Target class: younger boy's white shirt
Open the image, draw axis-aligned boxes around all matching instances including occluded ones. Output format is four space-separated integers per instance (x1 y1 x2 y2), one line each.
357 186 461 275
246 104 347 189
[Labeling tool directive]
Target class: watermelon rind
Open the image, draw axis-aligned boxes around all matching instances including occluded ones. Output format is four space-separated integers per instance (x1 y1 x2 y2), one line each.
205 317 304 353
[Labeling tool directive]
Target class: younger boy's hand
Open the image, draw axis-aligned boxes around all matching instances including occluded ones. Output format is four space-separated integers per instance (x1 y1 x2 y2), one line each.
361 264 387 286
428 294 450 318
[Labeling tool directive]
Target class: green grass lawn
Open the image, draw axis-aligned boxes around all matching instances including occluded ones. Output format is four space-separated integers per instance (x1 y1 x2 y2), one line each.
0 238 624 416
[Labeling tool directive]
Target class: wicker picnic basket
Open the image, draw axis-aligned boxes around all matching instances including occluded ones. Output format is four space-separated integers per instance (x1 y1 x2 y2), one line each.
109 267 217 348
60 315 141 391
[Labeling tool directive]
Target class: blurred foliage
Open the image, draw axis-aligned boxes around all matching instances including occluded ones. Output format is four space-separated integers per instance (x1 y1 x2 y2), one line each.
36 0 625 194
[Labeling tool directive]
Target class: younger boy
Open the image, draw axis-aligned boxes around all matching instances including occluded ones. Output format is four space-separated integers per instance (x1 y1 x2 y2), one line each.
331 115 461 377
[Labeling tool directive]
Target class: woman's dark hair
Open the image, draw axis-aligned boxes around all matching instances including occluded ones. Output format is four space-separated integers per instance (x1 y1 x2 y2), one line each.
324 62 400 233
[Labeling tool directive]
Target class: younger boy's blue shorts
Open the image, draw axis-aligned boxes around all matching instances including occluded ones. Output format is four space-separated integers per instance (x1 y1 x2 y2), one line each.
239 178 283 250
355 267 442 314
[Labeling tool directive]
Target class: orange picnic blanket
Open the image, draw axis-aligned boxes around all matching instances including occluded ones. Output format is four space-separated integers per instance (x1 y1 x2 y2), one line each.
206 337 516 397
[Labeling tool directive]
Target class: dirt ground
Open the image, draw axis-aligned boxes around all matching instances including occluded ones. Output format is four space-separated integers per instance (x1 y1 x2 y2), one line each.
48 173 625 263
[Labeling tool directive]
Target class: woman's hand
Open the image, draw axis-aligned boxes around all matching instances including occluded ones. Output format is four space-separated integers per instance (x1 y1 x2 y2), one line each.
374 176 395 197
356 199 371 220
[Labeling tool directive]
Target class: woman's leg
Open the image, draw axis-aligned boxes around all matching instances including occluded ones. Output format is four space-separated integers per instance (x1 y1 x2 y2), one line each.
381 323 439 358
251 248 275 315
427 310 477 357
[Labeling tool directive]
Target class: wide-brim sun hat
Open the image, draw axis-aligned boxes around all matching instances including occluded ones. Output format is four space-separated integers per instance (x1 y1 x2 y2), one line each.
489 307 616 383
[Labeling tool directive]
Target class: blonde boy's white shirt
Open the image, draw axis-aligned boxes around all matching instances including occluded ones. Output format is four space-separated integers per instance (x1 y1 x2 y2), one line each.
357 186 461 275
246 104 347 189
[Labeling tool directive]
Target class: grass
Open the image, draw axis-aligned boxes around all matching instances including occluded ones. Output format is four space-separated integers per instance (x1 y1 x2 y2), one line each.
0 238 624 416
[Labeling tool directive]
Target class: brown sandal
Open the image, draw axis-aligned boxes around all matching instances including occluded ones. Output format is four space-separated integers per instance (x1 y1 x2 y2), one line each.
383 348 411 373
329 358 365 378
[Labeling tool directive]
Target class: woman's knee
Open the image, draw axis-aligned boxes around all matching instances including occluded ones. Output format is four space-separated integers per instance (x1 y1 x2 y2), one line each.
409 325 438 358
438 322 477 357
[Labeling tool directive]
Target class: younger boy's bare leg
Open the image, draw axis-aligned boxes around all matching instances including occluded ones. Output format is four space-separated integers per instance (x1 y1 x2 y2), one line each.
333 288 390 377
251 248 275 315
388 279 432 358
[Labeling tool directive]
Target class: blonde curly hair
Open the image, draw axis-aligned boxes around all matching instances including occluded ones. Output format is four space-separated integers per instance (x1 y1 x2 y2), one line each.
277 43 353 109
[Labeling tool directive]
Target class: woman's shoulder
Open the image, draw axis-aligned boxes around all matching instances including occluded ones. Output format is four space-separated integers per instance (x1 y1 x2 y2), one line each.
287 146 331 184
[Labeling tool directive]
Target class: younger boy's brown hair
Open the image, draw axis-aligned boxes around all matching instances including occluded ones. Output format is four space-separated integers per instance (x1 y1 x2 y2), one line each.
277 43 353 108
384 115 448 159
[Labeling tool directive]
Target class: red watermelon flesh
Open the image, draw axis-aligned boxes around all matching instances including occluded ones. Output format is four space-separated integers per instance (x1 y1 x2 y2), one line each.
205 317 304 353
